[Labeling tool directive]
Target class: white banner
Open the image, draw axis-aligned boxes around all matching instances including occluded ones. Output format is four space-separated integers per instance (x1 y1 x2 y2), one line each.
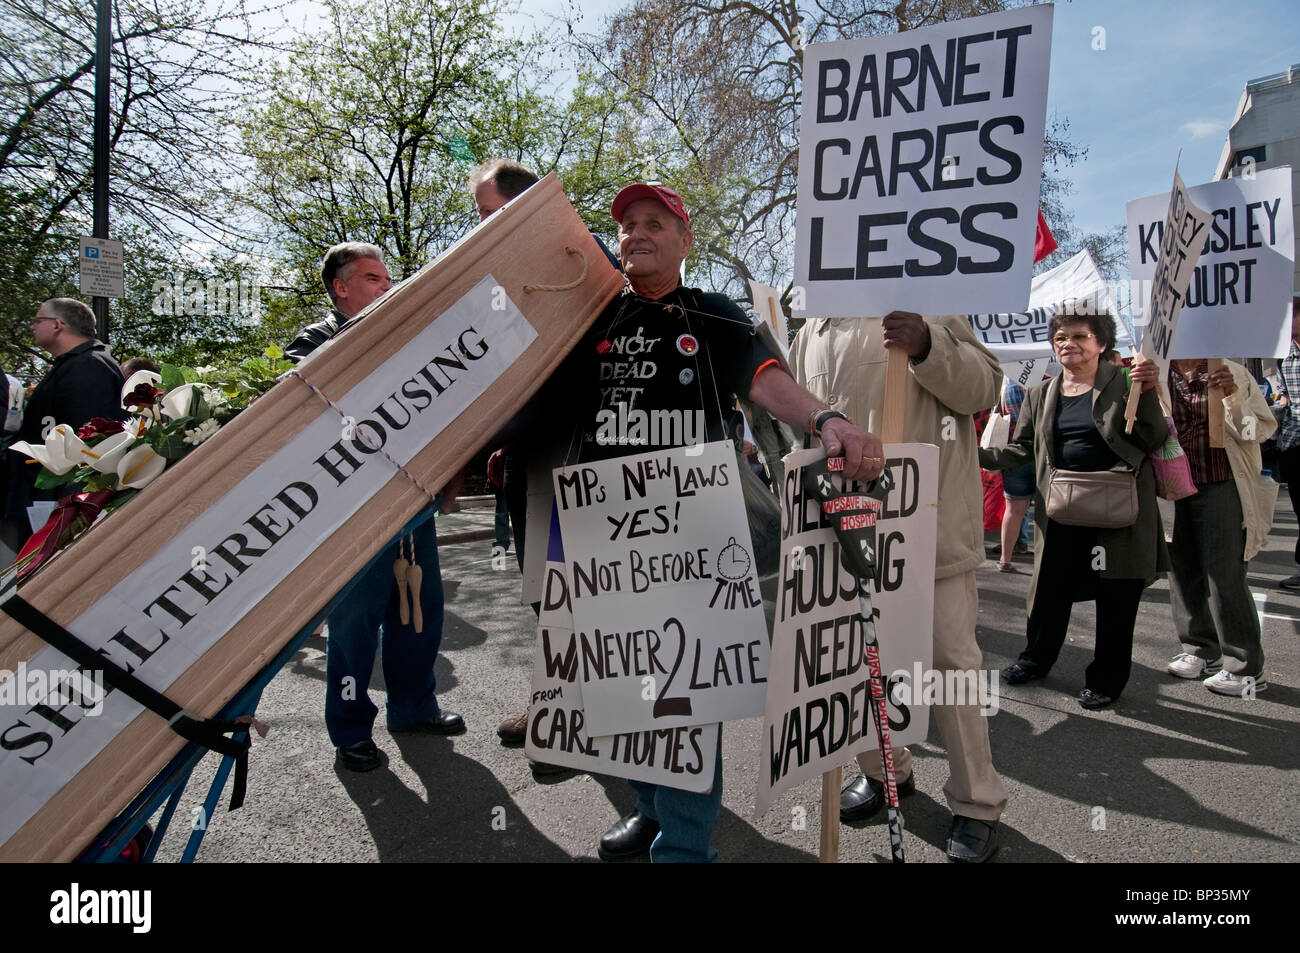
969 249 1134 363
794 4 1053 317
523 506 719 791
553 442 770 735
1127 167 1294 359
0 275 535 847
755 445 937 818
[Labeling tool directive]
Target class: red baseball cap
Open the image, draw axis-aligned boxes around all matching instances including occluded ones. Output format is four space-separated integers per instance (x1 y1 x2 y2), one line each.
611 183 691 229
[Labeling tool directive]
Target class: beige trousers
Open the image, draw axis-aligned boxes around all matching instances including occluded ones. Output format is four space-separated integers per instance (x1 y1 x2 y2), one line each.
856 570 1007 822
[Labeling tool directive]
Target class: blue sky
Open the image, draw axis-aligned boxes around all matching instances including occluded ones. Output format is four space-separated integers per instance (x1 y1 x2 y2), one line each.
1047 0 1300 234
516 0 1300 239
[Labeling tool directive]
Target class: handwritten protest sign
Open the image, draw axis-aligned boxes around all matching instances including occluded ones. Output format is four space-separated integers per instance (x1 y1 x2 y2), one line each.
1127 167 1294 359
553 441 769 735
795 4 1053 317
523 507 718 791
756 445 938 817
1132 169 1214 364
968 249 1133 363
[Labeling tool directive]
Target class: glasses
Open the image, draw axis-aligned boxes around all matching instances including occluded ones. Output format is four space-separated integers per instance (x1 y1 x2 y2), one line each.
28 316 55 326
1052 332 1094 346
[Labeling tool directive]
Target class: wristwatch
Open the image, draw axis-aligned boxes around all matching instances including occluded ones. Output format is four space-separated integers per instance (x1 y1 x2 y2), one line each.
811 409 849 436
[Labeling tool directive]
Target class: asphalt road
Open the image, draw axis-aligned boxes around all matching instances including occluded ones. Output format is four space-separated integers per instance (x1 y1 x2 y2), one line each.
153 496 1300 864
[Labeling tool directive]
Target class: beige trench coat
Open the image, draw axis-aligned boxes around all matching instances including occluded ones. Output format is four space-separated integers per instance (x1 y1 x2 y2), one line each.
789 315 1001 581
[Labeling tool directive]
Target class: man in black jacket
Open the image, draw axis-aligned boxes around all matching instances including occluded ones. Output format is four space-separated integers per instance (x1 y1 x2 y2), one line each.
3 298 125 550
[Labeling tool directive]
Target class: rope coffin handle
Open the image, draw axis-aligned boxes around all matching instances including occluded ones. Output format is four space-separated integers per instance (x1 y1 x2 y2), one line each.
523 246 588 294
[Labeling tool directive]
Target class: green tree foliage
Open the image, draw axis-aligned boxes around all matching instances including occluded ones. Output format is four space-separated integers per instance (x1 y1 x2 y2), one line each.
241 0 524 289
0 0 269 376
575 0 1107 309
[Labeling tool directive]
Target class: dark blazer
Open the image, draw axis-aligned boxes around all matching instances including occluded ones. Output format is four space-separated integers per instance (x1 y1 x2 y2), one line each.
981 360 1170 609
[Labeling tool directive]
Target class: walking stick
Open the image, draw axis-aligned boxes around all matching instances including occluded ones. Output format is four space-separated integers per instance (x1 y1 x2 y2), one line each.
815 346 909 863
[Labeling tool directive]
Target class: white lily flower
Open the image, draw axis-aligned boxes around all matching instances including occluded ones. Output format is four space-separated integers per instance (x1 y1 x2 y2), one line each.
161 383 202 421
77 430 139 474
8 424 86 475
116 444 167 489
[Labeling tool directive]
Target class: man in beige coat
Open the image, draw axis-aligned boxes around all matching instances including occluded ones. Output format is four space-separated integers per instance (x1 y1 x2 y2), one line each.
790 311 1008 863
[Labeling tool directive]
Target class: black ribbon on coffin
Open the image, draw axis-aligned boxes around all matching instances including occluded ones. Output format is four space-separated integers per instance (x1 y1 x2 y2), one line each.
0 587 252 811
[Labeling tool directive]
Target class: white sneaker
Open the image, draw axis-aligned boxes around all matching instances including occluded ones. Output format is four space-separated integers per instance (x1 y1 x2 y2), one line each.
1203 670 1268 697
1167 653 1222 679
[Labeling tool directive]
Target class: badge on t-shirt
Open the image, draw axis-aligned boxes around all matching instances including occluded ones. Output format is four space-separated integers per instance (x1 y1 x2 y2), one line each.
676 333 698 356
679 368 694 385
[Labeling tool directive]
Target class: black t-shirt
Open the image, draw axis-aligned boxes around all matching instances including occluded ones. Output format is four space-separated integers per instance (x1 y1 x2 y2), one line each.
1054 392 1120 471
541 286 777 463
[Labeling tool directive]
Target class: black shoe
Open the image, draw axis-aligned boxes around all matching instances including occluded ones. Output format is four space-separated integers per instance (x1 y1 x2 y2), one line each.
1001 662 1044 685
840 771 915 823
1077 688 1115 710
391 710 466 736
597 811 660 861
336 739 382 772
946 815 998 863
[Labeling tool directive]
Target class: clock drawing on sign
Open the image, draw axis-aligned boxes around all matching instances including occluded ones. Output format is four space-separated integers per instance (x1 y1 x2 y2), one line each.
716 537 752 581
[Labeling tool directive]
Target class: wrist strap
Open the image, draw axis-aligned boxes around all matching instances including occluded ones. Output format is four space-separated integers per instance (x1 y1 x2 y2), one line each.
813 409 848 436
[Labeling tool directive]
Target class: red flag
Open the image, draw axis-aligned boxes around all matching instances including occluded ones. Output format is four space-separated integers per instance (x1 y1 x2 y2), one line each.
1034 210 1058 263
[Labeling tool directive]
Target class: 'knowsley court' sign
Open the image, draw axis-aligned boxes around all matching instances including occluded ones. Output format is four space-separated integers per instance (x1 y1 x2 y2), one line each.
795 4 1053 317
1127 167 1294 359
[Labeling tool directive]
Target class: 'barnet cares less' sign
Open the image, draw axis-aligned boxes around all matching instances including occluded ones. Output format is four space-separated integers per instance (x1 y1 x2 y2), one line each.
795 4 1053 318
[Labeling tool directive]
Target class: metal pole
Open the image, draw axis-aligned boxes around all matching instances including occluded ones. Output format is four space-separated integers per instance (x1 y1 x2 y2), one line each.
92 0 112 342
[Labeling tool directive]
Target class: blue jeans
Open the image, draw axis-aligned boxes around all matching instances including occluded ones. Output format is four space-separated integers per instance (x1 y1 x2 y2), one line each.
493 490 511 550
628 731 724 863
325 507 445 746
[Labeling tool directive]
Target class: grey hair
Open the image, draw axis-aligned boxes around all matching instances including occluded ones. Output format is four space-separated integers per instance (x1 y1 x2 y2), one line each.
42 298 96 338
321 242 385 304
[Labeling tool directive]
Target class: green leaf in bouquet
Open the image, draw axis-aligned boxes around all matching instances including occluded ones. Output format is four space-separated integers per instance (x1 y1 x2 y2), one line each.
160 363 186 391
264 343 285 361
182 366 200 384
103 488 139 514
150 420 193 461
33 467 84 490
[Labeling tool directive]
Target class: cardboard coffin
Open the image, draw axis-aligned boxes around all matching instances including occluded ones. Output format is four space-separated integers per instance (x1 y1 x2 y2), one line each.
0 175 623 860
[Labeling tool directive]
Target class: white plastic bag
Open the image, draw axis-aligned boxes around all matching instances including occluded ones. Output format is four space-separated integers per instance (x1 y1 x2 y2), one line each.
980 411 1011 450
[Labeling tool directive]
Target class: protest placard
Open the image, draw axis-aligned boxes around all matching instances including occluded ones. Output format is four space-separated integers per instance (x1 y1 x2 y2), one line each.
553 441 770 735
748 280 790 358
1127 167 1294 359
1133 169 1214 364
523 507 718 791
968 249 1133 363
756 444 938 818
794 4 1053 317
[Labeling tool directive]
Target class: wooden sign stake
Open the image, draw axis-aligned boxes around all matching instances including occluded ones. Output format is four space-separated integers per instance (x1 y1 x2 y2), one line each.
819 343 909 863
1207 358 1226 448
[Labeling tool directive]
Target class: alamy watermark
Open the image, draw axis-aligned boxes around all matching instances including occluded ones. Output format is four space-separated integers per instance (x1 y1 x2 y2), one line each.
151 273 262 318
889 662 1000 716
0 663 105 716
594 402 708 455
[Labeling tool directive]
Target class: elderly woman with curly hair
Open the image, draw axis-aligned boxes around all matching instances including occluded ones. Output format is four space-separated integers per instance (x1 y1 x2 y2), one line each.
980 310 1169 710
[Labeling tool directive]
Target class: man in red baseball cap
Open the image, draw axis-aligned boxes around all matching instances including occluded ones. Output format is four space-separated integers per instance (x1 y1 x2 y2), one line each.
517 182 887 861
